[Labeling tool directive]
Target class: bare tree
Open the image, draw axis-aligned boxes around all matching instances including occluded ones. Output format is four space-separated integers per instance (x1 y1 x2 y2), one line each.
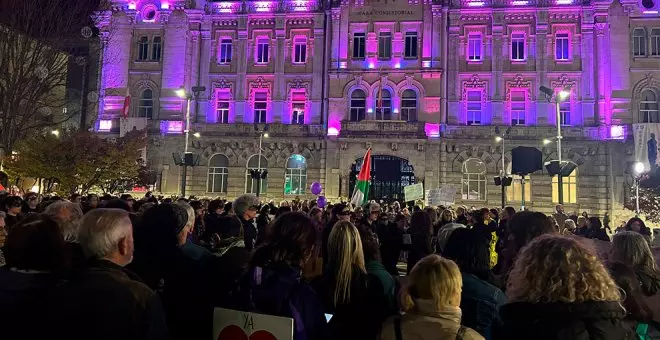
0 0 109 157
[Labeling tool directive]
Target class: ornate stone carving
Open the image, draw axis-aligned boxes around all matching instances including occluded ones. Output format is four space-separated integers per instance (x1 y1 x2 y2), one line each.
594 23 607 37
551 74 577 91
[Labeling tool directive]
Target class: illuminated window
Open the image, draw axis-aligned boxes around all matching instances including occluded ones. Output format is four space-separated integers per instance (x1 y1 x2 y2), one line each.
256 37 269 64
291 91 305 125
138 89 153 119
254 91 267 123
401 90 417 122
466 90 482 125
559 93 571 125
137 36 149 61
151 36 162 61
216 91 230 124
651 29 660 56
378 31 392 59
293 37 307 64
510 90 526 125
507 175 531 202
640 89 659 123
634 28 647 57
555 33 570 61
552 169 577 203
468 34 482 61
284 155 307 195
511 33 525 61
462 158 486 201
353 32 365 59
375 89 392 120
246 155 268 194
219 38 232 64
207 154 229 193
350 89 366 122
404 32 418 58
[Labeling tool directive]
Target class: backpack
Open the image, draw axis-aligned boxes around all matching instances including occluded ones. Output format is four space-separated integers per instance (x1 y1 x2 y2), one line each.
393 316 466 340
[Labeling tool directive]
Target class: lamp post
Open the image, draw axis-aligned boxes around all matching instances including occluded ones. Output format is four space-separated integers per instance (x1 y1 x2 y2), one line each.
633 161 645 216
540 85 570 204
494 126 512 209
176 86 205 198
253 124 269 197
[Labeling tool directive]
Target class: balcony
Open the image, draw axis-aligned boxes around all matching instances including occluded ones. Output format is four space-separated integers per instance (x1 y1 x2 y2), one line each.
340 120 427 139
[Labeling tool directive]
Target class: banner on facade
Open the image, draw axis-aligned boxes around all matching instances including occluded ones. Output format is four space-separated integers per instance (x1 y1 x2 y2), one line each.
120 117 148 164
404 183 424 202
427 185 456 206
633 124 660 172
348 0 420 22
213 308 294 340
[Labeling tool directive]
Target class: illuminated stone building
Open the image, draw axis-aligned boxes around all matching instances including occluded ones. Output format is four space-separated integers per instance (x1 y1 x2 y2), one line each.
94 0 660 215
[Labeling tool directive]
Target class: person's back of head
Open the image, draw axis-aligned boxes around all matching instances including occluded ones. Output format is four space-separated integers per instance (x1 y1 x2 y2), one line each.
410 210 432 235
357 224 380 263
402 254 462 312
443 228 491 277
328 220 366 306
43 200 84 242
508 211 555 255
78 209 134 266
103 199 130 212
4 214 66 272
608 262 654 323
611 231 658 276
135 204 187 259
251 212 316 270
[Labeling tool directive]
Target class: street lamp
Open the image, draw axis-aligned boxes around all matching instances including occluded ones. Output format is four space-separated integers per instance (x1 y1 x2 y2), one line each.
633 161 645 216
252 123 270 197
193 132 201 138
493 127 512 209
51 129 60 137
540 85 571 204
176 85 206 197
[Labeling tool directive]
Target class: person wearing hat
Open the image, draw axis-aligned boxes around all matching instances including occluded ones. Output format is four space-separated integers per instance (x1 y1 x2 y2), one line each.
3 196 23 235
233 194 260 252
359 202 382 235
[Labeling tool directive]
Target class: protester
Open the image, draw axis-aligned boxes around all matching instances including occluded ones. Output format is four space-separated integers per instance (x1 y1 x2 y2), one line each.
322 203 350 268
49 209 168 340
498 234 633 339
552 204 568 230
625 217 653 241
175 201 213 267
380 254 484 340
22 192 39 214
610 231 660 296
407 211 433 274
233 194 259 252
43 200 85 275
380 213 406 275
3 196 23 234
497 211 554 277
608 262 660 338
359 202 382 235
256 204 271 245
576 216 609 241
561 219 577 235
233 212 329 340
444 228 506 339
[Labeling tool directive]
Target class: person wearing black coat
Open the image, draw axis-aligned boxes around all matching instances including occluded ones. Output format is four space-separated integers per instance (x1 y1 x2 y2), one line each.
233 194 260 252
407 211 434 274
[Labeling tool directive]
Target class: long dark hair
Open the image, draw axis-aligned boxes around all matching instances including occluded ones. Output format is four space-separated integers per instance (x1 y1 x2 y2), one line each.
443 228 491 280
250 212 316 270
609 262 653 323
410 211 432 235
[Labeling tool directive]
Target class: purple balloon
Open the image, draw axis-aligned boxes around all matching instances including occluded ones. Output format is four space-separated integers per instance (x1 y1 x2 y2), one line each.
317 195 327 208
310 182 322 196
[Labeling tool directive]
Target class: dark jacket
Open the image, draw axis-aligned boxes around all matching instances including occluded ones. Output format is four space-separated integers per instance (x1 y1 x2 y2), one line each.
241 217 257 252
379 223 403 276
233 263 329 340
460 272 506 340
637 268 660 297
48 259 168 340
0 268 62 340
365 260 399 324
497 301 635 340
577 227 610 242
407 226 433 274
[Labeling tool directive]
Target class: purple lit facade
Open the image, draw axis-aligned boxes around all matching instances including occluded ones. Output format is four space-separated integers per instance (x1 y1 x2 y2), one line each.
94 0 660 214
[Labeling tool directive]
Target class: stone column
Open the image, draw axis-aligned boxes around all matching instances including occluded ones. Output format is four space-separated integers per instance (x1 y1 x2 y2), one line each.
594 21 611 125
198 30 212 122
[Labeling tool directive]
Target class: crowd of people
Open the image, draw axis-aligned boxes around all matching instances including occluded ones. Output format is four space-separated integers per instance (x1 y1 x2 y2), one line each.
0 192 659 340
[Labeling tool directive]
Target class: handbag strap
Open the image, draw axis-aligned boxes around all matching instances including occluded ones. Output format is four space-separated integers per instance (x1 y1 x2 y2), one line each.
394 316 403 340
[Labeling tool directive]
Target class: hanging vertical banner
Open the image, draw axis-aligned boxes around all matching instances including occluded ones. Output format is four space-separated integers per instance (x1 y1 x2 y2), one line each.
120 117 149 164
633 124 660 172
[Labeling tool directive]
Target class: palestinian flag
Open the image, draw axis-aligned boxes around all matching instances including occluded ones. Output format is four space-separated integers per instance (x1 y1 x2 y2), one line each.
350 148 371 207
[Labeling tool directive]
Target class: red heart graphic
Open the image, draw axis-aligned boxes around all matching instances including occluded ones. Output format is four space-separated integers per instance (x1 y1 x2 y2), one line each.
217 325 278 340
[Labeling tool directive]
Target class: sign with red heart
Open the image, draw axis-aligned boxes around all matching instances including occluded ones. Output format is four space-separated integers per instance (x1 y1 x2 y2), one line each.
213 308 294 340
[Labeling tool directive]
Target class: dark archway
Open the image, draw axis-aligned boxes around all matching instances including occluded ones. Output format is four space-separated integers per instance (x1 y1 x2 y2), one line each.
349 155 415 201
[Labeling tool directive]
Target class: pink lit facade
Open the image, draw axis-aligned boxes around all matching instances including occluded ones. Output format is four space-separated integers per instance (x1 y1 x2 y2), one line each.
94 0 659 215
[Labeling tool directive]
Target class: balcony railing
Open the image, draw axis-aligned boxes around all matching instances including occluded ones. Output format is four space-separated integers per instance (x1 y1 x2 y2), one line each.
340 120 427 139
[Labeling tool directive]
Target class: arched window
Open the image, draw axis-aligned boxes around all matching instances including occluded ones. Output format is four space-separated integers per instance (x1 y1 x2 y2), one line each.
207 154 229 193
640 89 659 123
462 158 486 201
246 155 268 194
284 154 307 195
401 89 417 122
138 89 154 119
552 168 577 204
375 89 392 120
633 28 647 57
350 90 366 122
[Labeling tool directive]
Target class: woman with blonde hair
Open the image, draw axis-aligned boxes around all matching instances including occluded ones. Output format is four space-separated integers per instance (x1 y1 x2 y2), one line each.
499 234 633 340
610 231 660 297
380 254 483 340
561 219 577 235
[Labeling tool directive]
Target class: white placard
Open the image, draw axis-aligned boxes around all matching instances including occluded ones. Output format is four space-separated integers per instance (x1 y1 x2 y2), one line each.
213 308 294 340
427 185 456 206
404 183 424 202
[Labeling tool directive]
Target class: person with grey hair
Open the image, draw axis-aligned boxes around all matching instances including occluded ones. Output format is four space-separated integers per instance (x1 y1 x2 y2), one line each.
49 208 168 340
611 231 660 296
44 200 84 242
234 194 260 252
175 201 213 265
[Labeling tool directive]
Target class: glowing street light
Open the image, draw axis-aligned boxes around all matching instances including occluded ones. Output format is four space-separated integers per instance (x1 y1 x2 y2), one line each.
175 87 187 98
634 161 645 175
51 130 60 137
558 90 570 100
494 136 503 142
543 138 552 145
192 132 201 138
540 85 572 204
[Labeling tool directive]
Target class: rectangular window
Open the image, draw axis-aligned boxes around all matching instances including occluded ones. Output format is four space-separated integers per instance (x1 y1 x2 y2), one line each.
511 33 525 61
468 34 482 61
151 36 162 61
138 36 149 61
507 175 531 202
216 91 230 124
291 91 305 124
293 37 307 64
378 31 392 59
208 167 228 193
256 37 269 64
254 91 267 123
353 32 366 59
466 90 482 125
510 90 526 125
555 33 570 61
559 96 570 125
552 171 577 204
404 32 418 58
219 38 232 64
634 29 647 57
651 29 660 56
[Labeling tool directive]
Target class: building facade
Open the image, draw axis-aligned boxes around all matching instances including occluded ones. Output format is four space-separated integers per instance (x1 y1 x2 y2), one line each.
95 0 660 215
